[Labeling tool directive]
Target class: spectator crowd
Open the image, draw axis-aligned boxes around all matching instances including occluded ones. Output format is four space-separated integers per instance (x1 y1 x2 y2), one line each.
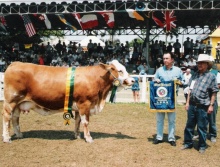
0 37 219 75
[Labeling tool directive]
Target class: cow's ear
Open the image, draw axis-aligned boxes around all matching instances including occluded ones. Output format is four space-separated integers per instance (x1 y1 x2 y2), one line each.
99 63 112 71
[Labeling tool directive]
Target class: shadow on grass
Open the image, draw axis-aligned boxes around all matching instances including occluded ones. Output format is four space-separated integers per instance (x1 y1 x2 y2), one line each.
147 134 181 142
12 130 136 141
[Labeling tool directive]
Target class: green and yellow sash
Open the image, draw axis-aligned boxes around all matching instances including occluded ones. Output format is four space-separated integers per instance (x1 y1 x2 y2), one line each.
63 67 75 125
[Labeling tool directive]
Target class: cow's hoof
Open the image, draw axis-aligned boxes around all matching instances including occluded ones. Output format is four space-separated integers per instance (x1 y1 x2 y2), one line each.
76 135 81 139
70 135 81 140
15 133 23 139
3 137 12 143
85 137 94 143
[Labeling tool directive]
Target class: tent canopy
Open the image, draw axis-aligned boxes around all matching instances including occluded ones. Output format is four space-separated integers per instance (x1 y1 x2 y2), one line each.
79 36 105 47
39 36 70 46
209 28 220 38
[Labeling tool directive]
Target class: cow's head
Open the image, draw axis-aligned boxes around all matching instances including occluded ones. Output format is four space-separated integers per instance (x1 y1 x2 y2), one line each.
108 60 134 87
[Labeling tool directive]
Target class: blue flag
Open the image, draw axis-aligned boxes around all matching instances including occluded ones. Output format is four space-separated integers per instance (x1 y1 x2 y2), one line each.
148 81 176 112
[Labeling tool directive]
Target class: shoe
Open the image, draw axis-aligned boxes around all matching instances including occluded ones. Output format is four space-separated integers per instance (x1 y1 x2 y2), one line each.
169 141 176 146
153 139 163 144
211 137 216 143
192 135 199 140
199 148 206 154
181 144 193 150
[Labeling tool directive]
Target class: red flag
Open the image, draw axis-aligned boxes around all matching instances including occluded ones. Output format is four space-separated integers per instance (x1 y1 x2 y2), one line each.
0 15 7 31
99 12 114 28
163 11 176 32
75 13 98 30
0 16 6 26
152 11 177 32
21 15 36 37
152 12 164 28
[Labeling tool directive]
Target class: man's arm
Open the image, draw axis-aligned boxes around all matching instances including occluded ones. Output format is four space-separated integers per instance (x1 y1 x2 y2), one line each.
185 90 191 111
216 72 220 89
208 92 217 114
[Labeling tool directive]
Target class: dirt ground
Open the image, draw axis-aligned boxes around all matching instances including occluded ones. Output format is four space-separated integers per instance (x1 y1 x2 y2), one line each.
0 102 220 167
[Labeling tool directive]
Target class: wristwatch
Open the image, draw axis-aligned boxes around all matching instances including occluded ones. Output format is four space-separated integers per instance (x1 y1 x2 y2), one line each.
210 102 214 106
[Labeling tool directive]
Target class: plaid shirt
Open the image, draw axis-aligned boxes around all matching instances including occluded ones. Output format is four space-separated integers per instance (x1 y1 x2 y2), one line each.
189 70 218 105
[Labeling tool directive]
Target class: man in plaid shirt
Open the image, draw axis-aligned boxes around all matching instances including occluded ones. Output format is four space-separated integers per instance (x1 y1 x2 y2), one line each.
182 54 219 154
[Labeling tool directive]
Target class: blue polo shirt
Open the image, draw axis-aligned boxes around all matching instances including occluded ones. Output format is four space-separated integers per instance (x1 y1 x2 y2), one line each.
155 65 183 82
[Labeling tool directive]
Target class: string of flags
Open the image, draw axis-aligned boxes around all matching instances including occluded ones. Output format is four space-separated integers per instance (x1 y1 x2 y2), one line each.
0 10 177 37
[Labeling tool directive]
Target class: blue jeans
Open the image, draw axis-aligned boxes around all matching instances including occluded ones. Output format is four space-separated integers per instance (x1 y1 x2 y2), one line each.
208 100 218 138
184 104 208 149
156 112 176 141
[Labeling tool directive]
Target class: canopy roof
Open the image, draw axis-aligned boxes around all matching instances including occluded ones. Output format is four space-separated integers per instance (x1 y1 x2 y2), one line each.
209 27 220 37
1 1 220 30
0 0 220 43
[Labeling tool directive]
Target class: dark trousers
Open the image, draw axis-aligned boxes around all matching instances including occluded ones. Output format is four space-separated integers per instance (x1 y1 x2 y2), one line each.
207 100 218 138
184 104 208 149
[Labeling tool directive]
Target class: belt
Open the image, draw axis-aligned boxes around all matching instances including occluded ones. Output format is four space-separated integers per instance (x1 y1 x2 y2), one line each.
189 101 207 107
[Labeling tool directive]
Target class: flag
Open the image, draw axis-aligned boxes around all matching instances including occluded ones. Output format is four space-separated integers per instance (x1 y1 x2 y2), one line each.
99 12 114 28
57 14 77 32
75 13 98 30
0 15 7 32
21 14 36 37
148 81 176 112
33 14 51 29
163 10 176 32
152 12 164 28
126 9 144 21
152 10 177 32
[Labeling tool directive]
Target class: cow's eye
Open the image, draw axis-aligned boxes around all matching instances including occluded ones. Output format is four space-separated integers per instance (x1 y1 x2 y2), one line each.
118 70 123 73
118 70 123 76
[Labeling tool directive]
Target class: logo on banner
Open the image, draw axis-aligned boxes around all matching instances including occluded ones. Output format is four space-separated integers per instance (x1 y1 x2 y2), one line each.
156 87 168 97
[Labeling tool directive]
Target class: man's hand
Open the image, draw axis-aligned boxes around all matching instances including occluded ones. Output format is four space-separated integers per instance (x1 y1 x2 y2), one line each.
207 105 214 114
185 103 189 111
154 79 161 83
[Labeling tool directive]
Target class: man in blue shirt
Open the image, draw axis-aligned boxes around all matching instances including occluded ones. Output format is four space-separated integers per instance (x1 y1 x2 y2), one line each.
153 52 183 146
182 54 218 153
208 61 220 143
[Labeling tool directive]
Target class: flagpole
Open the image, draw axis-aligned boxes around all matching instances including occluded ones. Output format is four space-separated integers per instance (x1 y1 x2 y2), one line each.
182 29 185 53
146 18 150 68
165 34 168 46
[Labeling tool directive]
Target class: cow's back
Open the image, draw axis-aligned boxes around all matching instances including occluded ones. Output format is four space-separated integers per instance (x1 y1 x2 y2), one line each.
4 62 68 109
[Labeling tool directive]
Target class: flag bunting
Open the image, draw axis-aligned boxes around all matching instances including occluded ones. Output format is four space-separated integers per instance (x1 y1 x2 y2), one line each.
57 14 77 32
21 14 36 37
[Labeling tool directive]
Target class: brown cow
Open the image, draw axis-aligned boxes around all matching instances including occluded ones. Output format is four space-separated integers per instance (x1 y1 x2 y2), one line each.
2 60 134 143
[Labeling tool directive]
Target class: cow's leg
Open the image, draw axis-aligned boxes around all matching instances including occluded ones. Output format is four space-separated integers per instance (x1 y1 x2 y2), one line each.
2 102 15 143
74 111 81 139
2 113 11 143
80 114 93 143
12 107 23 139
